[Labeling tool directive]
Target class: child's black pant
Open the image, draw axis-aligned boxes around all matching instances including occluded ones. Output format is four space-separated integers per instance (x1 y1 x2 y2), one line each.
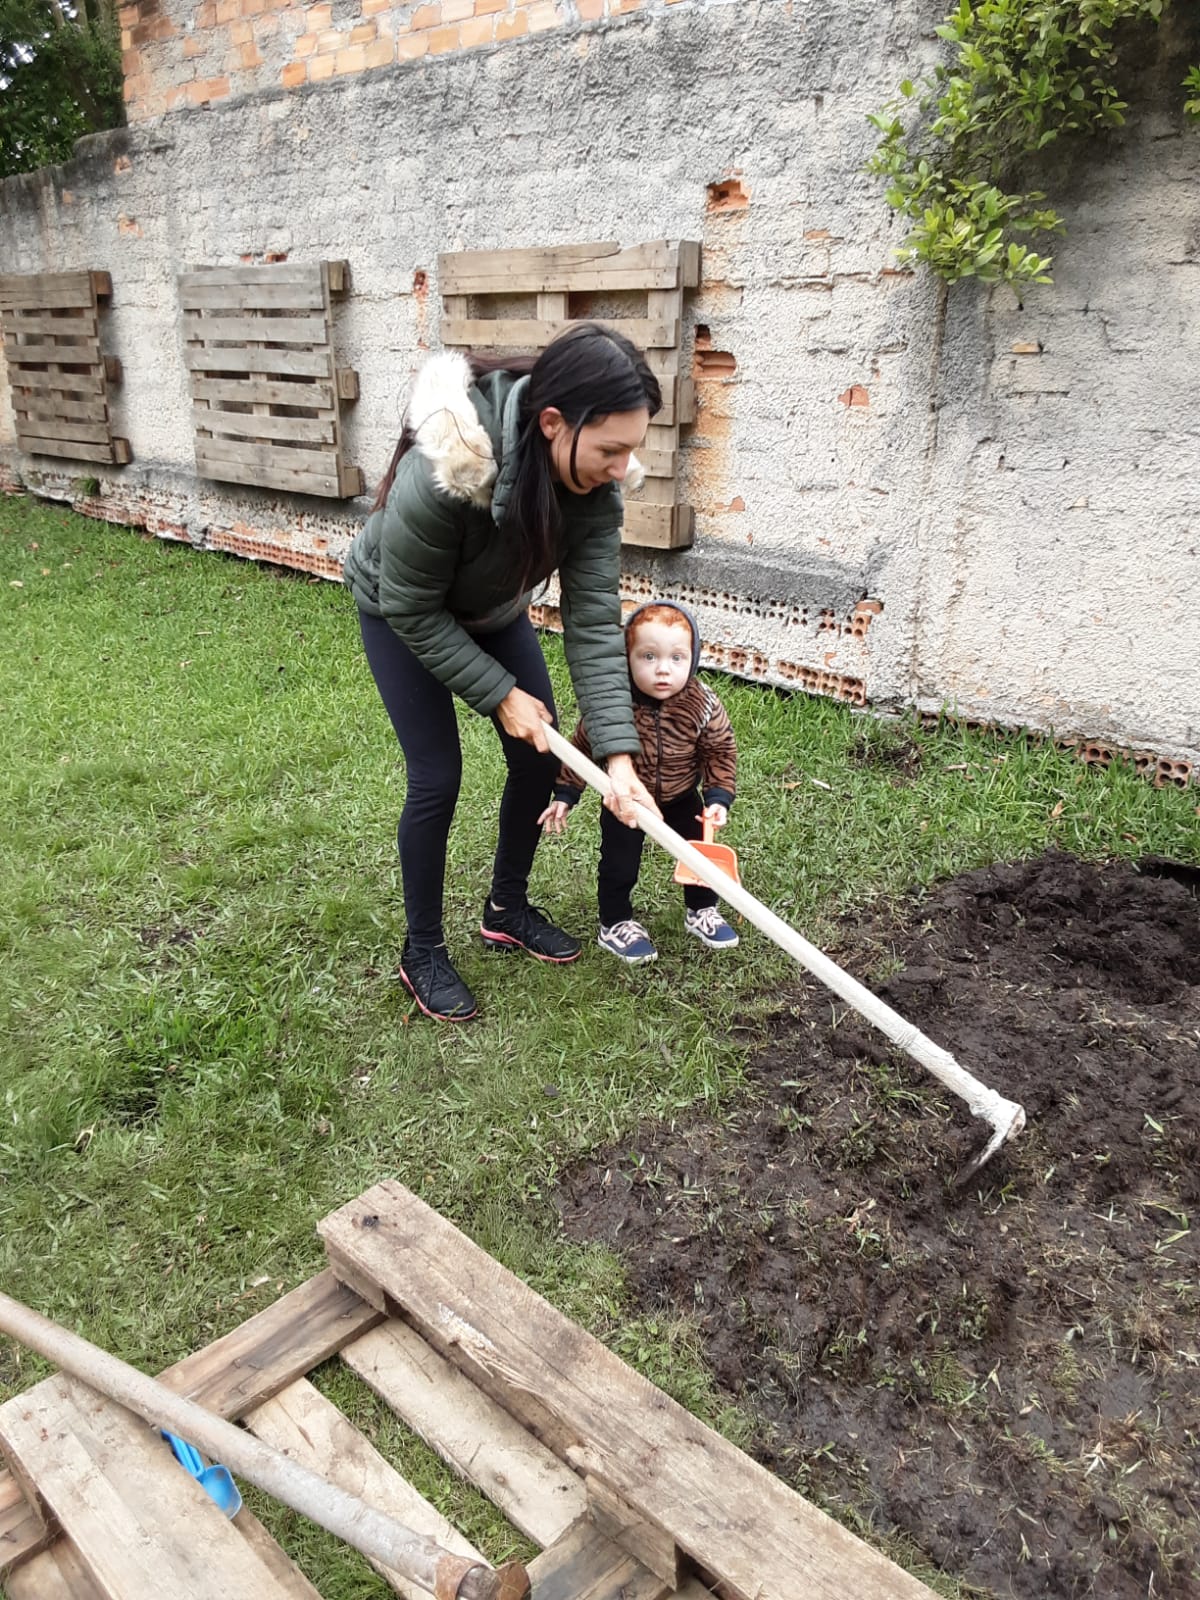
598 788 718 927
359 609 559 949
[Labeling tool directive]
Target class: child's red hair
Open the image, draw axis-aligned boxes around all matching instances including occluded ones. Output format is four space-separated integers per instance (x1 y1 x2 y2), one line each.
625 603 693 655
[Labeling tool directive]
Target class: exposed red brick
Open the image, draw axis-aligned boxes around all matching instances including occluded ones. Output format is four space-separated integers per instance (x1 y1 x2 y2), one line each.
117 214 142 235
428 22 460 50
837 384 869 407
396 31 429 58
349 20 377 41
493 9 527 37
280 59 307 85
707 176 749 212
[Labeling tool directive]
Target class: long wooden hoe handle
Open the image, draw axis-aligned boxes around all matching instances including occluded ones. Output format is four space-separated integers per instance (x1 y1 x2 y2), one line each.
546 725 1025 1172
0 1290 528 1600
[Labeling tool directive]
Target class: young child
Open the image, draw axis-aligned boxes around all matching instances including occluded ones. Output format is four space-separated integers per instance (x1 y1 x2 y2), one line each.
539 600 739 964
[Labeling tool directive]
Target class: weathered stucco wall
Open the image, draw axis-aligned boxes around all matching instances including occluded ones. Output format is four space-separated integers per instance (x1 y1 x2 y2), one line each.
1 0 1198 772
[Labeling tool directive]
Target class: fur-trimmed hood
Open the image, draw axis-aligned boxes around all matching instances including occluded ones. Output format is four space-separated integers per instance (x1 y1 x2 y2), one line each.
405 350 645 516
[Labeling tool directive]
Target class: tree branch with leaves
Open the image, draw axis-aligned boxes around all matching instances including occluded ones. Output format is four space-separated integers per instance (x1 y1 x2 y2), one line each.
868 0 1198 286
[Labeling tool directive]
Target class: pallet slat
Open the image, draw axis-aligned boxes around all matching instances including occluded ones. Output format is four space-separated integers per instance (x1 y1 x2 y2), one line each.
180 281 327 312
437 241 688 294
182 313 331 345
191 376 337 410
245 1377 484 1600
193 406 337 444
440 317 678 351
0 272 97 310
341 1321 586 1547
320 1180 938 1600
2 311 99 338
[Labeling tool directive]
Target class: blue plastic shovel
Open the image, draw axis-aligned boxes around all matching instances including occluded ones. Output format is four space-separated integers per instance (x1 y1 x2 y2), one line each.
160 1429 243 1517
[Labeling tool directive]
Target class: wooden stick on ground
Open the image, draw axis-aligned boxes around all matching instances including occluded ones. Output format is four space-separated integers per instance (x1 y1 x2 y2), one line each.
0 1291 529 1600
545 724 1025 1175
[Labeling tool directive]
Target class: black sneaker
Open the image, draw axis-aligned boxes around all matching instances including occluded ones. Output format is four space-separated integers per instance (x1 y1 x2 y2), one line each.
398 940 478 1021
479 901 582 963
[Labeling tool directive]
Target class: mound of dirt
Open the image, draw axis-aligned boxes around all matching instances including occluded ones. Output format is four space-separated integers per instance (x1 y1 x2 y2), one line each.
560 853 1200 1599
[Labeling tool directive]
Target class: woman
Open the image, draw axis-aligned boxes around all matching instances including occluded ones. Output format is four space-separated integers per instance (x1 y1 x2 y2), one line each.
344 323 662 1021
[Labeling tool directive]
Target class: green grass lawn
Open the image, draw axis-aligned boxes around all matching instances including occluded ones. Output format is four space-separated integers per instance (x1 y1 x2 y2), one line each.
1 494 1196 1596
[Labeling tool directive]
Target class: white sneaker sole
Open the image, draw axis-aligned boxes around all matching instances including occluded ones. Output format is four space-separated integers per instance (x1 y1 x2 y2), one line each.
685 924 740 950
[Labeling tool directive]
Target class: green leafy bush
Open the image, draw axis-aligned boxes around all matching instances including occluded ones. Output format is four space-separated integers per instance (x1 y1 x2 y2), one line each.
869 0 1197 285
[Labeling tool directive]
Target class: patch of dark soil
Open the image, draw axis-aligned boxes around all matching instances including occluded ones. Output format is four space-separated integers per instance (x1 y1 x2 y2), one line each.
847 724 924 783
560 853 1200 1599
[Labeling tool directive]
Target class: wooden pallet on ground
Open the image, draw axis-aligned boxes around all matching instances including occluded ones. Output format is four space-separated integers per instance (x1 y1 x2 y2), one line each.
179 261 363 499
0 271 131 466
0 1185 938 1600
437 241 699 552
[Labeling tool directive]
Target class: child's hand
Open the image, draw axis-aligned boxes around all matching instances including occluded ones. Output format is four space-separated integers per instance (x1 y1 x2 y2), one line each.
702 804 728 828
538 800 570 835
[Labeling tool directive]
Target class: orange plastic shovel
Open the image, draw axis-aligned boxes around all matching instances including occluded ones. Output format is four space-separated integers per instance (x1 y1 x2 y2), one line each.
673 816 740 887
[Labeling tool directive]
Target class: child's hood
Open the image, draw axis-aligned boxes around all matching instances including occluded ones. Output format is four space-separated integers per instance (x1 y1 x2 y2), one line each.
624 598 703 681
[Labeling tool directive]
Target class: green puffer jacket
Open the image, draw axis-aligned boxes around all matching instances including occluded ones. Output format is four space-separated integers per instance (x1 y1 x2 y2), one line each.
344 352 641 761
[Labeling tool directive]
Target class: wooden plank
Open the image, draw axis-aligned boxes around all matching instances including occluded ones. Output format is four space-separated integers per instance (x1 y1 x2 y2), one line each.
7 367 104 396
181 313 331 346
184 344 332 378
0 1271 381 1580
195 435 339 472
196 453 343 497
320 1182 938 1600
445 267 684 294
245 1377 483 1600
2 311 99 338
585 1473 680 1587
6 1535 105 1600
631 448 674 479
341 1321 586 1548
438 241 685 294
180 280 327 312
0 1478 52 1572
193 406 337 444
15 416 111 446
234 1506 326 1600
178 264 325 292
0 1375 297 1600
526 1518 670 1600
621 502 693 551
156 1269 382 1418
0 272 95 310
190 375 337 409
15 436 116 464
14 394 109 424
441 317 677 350
4 338 101 366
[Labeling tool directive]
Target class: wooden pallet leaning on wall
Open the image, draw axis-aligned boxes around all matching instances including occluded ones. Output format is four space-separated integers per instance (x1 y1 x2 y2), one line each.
179 261 363 499
0 271 131 466
0 1187 939 1600
438 241 700 551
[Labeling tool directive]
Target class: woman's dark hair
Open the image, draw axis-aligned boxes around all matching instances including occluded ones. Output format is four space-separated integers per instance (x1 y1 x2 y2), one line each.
372 323 661 589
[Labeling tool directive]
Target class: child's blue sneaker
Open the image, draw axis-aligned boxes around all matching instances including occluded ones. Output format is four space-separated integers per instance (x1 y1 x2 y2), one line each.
598 920 658 964
684 906 739 949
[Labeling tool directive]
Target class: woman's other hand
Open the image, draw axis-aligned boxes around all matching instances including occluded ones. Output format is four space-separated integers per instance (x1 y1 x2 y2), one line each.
497 686 553 751
702 803 729 829
604 754 660 828
538 800 571 835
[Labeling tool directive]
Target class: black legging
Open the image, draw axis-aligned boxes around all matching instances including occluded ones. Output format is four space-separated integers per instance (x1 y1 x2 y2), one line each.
359 609 559 948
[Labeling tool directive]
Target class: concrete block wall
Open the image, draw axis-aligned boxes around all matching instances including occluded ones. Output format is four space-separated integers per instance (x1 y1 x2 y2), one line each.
2 1 1198 772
